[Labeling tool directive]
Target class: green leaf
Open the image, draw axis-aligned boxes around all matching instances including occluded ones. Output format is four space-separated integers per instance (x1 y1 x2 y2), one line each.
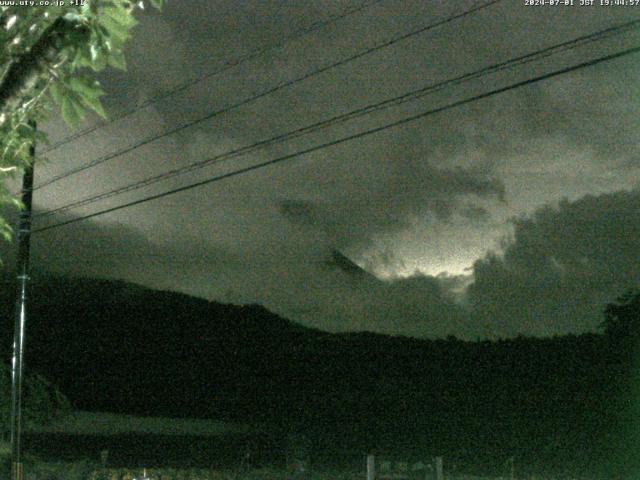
48 82 64 105
107 49 126 70
97 24 110 39
60 96 82 127
98 15 130 44
67 76 103 99
63 11 86 22
71 44 91 69
34 129 49 146
90 43 99 62
0 194 21 210
101 4 137 29
0 220 13 242
15 122 34 138
70 95 87 120
89 49 109 71
66 77 107 119
78 94 107 119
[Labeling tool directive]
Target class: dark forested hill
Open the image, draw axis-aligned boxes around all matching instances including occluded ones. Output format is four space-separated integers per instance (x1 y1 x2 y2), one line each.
0 274 637 477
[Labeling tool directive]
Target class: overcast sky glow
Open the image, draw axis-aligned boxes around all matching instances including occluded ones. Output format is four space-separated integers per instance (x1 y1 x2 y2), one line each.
19 0 640 339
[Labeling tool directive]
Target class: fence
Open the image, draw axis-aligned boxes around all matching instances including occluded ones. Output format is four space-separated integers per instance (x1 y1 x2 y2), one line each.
84 468 364 480
365 455 443 480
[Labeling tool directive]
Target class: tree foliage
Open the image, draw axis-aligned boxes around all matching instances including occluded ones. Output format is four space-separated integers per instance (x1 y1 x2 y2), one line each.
0 0 164 242
0 360 71 440
601 289 640 342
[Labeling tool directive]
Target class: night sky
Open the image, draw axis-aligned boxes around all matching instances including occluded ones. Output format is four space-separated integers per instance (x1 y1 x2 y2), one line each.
15 0 640 339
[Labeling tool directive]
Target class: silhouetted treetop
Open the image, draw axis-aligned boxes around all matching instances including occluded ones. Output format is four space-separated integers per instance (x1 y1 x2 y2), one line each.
601 289 640 341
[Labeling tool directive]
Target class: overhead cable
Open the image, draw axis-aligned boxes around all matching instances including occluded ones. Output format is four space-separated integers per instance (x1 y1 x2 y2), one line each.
34 0 503 190
33 44 640 233
34 18 640 219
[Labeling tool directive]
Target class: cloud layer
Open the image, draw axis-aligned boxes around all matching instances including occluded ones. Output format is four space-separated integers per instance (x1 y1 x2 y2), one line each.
468 189 640 338
11 0 638 339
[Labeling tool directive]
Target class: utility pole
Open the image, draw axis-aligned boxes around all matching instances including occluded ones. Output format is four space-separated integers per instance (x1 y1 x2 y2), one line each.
10 122 35 480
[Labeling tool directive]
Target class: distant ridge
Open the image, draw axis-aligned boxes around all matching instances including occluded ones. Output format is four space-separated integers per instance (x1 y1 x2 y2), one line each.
0 273 635 476
26 410 252 437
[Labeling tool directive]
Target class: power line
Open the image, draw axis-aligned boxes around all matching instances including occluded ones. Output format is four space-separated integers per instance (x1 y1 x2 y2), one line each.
34 18 640 219
33 0 503 191
32 44 640 234
41 0 387 154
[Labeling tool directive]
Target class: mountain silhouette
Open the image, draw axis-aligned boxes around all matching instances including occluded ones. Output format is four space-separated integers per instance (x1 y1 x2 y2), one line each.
0 273 636 476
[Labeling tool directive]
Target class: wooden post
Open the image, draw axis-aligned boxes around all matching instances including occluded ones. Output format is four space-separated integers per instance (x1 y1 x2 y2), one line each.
434 457 443 480
367 454 375 480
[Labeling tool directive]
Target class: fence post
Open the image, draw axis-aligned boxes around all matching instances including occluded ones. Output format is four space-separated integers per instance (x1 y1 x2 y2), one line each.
367 454 375 480
101 449 109 468
434 457 443 480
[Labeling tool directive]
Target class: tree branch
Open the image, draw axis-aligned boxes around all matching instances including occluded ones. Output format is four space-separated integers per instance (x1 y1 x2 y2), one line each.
0 16 85 122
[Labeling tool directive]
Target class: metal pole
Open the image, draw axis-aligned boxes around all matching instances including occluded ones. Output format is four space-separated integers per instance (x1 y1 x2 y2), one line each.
434 457 443 480
366 454 375 480
10 123 35 480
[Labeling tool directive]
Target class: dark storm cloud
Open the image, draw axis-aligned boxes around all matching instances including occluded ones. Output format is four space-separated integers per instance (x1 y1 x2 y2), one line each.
30 217 198 280
326 250 368 277
467 189 640 338
0 207 241 299
279 199 316 225
276 161 504 252
459 204 491 223
18 188 637 340
27 0 640 338
268 257 471 338
0 208 152 276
